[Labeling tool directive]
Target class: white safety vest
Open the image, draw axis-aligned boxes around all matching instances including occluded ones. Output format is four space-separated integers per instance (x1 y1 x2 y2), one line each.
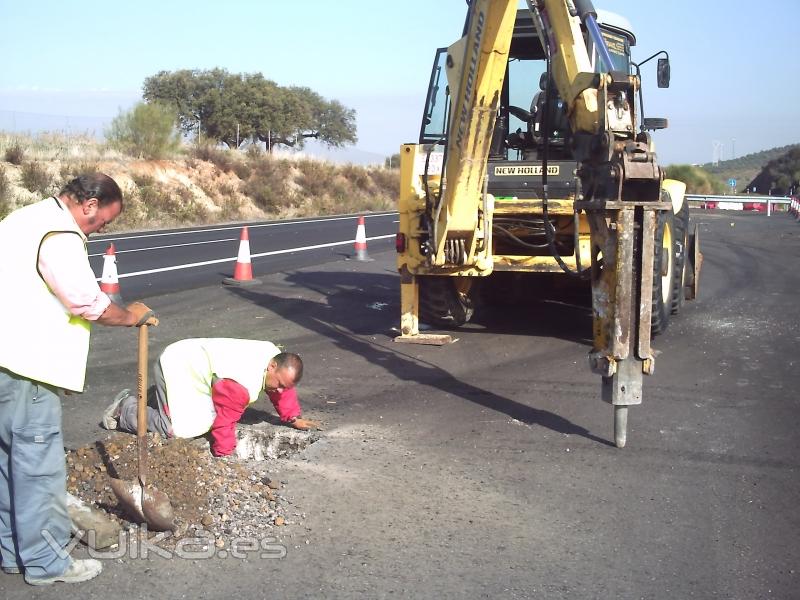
0 198 92 391
159 338 281 438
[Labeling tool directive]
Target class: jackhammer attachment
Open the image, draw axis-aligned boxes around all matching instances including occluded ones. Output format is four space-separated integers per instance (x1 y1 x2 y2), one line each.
578 148 670 448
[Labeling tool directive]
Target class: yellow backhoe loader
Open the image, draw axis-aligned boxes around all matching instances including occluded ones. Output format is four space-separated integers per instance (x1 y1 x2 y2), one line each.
395 0 701 447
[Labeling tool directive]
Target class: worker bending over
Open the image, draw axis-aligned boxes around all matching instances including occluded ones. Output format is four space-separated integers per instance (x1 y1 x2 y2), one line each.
103 338 319 456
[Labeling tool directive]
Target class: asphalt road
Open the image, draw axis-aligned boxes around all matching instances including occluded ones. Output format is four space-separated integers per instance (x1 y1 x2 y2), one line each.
86 212 398 298
3 210 799 599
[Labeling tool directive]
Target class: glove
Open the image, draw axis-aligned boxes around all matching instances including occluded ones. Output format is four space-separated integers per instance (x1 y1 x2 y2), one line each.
289 417 323 431
126 302 159 327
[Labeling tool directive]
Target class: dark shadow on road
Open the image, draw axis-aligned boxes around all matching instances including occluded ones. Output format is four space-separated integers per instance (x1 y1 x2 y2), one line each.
225 270 611 446
239 407 283 426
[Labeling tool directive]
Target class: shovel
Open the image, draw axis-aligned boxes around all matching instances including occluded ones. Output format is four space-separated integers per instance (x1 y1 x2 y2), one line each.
109 324 176 532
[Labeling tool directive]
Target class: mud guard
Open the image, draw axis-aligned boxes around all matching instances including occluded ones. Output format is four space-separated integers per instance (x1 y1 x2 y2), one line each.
684 223 702 300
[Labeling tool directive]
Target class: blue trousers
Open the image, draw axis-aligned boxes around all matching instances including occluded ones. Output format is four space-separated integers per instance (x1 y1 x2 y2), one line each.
0 368 71 578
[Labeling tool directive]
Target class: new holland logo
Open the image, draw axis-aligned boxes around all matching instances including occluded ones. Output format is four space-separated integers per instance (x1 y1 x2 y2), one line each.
494 165 560 176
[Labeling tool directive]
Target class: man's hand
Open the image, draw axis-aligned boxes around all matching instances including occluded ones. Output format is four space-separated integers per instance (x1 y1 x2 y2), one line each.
126 301 159 327
290 417 322 431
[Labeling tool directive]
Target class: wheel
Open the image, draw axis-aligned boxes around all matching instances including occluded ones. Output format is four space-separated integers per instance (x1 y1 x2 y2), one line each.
670 201 689 315
651 209 675 336
418 276 474 328
614 406 628 448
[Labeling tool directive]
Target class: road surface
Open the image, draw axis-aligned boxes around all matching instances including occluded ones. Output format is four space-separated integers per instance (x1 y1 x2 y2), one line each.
3 210 799 599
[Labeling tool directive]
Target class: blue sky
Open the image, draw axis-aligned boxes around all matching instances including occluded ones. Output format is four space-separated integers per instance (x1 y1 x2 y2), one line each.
1 0 798 165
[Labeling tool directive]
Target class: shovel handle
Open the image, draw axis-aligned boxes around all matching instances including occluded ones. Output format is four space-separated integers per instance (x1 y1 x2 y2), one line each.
137 324 149 486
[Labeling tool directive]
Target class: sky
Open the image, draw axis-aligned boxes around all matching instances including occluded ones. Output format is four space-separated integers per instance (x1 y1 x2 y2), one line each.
1 0 798 166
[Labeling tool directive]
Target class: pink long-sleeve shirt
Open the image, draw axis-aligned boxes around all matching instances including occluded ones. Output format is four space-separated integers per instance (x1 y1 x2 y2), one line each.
37 198 111 321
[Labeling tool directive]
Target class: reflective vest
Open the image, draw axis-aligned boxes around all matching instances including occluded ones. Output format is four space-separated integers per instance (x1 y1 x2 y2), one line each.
159 338 280 438
0 198 91 391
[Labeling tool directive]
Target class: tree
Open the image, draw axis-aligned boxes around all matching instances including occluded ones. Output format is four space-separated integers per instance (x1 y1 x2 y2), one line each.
106 102 181 159
746 147 800 195
142 69 358 151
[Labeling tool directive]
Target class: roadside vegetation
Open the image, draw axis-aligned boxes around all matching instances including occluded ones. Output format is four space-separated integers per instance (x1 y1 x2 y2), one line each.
0 131 399 232
695 143 800 194
665 164 727 195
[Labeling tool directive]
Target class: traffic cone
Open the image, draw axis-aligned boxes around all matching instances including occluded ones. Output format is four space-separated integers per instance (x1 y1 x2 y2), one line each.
222 226 262 286
353 216 372 261
100 243 123 305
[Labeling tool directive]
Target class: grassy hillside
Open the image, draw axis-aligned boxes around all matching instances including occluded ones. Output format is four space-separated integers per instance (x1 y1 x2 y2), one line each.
0 132 399 229
700 144 799 193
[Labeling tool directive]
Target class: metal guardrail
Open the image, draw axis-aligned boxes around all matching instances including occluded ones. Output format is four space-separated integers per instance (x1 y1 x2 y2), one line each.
685 194 793 217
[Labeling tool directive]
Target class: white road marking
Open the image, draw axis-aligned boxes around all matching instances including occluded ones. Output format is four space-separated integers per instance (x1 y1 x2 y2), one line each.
100 234 396 280
89 238 238 257
88 212 398 245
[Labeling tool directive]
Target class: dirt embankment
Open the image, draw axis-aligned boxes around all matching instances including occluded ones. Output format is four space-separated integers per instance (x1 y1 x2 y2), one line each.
0 135 399 229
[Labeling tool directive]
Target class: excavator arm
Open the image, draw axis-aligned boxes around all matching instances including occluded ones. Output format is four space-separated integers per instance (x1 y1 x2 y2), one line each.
531 0 669 446
429 0 517 268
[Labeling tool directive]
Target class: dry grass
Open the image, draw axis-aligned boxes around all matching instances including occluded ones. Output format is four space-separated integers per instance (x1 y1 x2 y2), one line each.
0 165 11 219
1 132 400 230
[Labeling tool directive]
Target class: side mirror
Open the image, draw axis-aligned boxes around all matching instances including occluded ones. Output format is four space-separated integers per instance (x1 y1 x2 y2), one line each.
657 57 671 88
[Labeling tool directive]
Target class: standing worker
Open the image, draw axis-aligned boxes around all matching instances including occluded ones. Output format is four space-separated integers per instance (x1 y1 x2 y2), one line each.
102 338 320 457
0 174 157 586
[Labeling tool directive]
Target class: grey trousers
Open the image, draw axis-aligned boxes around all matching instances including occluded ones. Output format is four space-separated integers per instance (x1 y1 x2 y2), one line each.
117 360 173 437
0 367 71 578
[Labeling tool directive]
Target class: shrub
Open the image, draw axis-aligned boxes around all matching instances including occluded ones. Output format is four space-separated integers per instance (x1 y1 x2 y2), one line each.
192 143 235 173
340 164 373 191
106 102 181 159
4 141 25 165
666 164 726 195
369 168 400 197
59 161 99 185
20 161 52 195
0 165 11 219
296 159 337 198
245 145 263 160
243 158 292 212
231 160 252 181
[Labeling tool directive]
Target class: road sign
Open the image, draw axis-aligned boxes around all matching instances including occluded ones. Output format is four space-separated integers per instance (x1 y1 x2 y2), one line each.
729 178 737 188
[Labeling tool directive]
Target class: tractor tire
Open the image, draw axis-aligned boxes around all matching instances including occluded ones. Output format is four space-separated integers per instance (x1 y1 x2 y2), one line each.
651 209 675 336
670 201 690 315
418 276 474 328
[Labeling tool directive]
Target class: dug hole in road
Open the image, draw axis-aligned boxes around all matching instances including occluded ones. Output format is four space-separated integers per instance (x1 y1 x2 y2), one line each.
4 210 799 599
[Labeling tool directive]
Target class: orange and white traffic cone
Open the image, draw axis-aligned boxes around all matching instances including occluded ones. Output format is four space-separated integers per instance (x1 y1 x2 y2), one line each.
353 215 372 261
223 226 262 286
100 243 123 305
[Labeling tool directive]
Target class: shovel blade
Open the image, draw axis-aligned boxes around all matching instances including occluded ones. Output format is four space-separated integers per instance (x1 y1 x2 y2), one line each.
109 478 176 532
109 477 146 523
142 486 177 532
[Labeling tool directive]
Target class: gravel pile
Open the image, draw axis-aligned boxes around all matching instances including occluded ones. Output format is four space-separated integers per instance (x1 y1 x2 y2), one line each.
66 428 315 549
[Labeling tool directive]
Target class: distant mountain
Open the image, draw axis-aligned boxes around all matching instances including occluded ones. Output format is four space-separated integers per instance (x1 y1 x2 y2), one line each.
0 109 107 139
275 139 388 166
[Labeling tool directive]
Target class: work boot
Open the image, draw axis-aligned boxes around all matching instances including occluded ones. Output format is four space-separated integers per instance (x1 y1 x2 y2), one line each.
101 388 131 430
25 558 102 586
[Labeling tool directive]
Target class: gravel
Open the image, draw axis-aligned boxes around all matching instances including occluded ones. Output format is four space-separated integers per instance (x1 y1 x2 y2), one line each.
65 425 318 549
